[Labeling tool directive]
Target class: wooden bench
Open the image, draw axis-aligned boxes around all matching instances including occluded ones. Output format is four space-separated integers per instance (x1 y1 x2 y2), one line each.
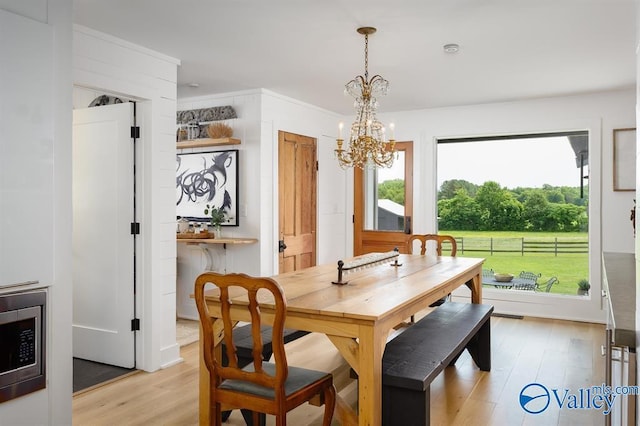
382 302 493 426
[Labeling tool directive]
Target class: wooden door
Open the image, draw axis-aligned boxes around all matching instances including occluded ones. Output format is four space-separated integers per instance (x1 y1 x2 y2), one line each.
278 131 317 273
354 141 414 255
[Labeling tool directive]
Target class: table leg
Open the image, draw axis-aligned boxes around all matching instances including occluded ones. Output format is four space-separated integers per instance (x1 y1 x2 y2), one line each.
466 271 482 304
357 325 386 426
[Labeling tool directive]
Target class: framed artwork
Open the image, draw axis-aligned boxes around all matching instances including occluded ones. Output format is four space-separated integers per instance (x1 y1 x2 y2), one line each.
176 149 239 225
613 128 636 192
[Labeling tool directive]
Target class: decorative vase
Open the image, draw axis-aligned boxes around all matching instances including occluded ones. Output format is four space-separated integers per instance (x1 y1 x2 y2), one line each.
177 218 189 234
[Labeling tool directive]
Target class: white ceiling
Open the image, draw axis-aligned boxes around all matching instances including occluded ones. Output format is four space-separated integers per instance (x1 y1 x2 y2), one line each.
73 0 637 115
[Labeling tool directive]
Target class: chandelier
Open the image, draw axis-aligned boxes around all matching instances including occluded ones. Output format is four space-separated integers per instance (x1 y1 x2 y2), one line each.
335 26 396 169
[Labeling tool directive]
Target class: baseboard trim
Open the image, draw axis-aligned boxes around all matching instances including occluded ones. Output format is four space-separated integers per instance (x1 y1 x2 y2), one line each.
491 313 524 319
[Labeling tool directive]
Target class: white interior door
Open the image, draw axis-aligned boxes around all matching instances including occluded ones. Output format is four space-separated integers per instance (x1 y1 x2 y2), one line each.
72 102 135 368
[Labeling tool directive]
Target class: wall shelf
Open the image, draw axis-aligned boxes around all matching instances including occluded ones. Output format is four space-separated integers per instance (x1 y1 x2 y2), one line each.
176 137 241 149
176 237 257 245
176 237 258 272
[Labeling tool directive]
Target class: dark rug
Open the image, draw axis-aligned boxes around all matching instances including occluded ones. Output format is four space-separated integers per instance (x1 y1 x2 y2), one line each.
73 358 135 393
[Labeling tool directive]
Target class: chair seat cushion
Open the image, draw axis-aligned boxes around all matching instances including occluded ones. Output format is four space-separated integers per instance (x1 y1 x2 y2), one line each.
219 362 329 399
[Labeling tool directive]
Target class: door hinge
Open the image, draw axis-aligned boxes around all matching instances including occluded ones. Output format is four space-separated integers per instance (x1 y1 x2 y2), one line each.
131 318 140 331
316 161 319 171
130 222 140 235
131 126 140 139
352 215 355 223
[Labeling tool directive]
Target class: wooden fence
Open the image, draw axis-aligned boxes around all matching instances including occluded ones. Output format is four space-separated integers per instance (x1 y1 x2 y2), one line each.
454 237 588 256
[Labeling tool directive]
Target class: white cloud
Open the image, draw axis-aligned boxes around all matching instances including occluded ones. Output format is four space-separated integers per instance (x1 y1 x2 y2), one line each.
437 136 581 189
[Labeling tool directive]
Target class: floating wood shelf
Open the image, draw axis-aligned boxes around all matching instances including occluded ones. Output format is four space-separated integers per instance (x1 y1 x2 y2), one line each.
176 137 241 149
176 237 257 245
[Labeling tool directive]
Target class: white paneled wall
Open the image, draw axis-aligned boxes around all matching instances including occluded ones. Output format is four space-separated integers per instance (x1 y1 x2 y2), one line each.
176 90 346 318
260 91 349 270
73 25 181 371
0 10 53 288
177 92 261 318
0 2 73 424
0 9 53 425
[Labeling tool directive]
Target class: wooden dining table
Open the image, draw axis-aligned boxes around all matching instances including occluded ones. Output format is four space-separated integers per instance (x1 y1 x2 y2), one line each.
198 253 484 426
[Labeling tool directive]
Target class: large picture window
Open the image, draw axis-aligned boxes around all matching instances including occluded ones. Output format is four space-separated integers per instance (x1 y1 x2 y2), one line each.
437 131 589 298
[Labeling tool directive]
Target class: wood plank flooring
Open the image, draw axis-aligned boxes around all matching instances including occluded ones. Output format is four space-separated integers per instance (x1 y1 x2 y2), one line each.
72 316 607 425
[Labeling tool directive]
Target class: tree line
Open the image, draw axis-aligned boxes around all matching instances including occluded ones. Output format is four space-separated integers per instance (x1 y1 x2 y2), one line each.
438 180 588 231
378 179 588 232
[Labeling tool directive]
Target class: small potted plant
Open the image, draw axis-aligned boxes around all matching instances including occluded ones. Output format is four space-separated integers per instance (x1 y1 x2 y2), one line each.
577 278 590 296
204 204 228 238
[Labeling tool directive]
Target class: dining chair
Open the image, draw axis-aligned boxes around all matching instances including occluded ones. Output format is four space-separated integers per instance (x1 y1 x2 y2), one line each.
407 234 457 256
482 268 495 279
407 234 458 319
512 282 537 291
518 270 541 284
195 272 336 426
540 276 558 292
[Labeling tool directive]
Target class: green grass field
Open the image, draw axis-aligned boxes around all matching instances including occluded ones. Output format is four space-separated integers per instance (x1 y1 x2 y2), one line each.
442 230 589 295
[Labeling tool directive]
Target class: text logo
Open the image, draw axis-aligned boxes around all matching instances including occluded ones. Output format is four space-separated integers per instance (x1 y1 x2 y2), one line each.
519 383 551 414
519 382 621 415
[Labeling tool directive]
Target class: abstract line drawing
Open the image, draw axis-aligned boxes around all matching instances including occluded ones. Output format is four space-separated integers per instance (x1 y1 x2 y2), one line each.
176 149 239 225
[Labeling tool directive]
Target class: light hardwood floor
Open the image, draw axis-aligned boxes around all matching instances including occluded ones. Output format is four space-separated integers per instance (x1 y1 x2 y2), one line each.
72 316 607 426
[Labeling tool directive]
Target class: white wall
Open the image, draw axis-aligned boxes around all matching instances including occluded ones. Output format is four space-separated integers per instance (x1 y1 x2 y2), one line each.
260 90 347 271
376 89 635 322
73 26 181 371
176 90 345 318
0 1 73 424
176 91 262 318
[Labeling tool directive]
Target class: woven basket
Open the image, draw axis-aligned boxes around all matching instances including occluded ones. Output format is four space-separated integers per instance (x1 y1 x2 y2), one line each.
207 122 233 139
